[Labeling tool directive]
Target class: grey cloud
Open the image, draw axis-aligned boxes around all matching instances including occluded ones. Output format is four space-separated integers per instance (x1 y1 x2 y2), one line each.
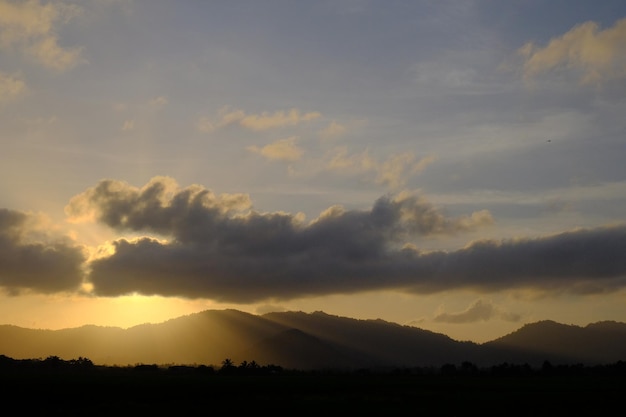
66 177 492 247
70 178 625 302
0 209 86 294
423 226 626 294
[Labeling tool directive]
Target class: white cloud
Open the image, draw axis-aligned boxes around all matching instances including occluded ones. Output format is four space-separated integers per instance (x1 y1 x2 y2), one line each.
0 0 84 71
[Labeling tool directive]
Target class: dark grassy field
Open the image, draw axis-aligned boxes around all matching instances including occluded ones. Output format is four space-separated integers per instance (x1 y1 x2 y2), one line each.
4 373 625 415
1 358 625 415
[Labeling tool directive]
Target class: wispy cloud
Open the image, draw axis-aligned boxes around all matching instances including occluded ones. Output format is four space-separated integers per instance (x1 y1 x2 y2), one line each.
121 119 134 131
433 299 521 324
240 108 321 131
318 121 347 140
0 0 84 71
247 136 304 161
327 147 435 189
149 96 168 107
0 71 26 102
196 106 322 133
518 17 626 86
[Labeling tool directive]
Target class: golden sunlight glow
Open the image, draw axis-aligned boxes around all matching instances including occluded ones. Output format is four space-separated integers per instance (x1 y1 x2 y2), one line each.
0 292 223 330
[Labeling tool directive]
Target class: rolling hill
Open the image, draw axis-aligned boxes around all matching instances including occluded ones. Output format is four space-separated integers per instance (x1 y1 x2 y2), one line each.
1 309 625 370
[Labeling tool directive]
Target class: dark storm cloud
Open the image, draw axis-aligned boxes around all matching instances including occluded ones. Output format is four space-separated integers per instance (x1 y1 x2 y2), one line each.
0 209 86 294
68 178 626 302
420 226 626 294
65 177 493 250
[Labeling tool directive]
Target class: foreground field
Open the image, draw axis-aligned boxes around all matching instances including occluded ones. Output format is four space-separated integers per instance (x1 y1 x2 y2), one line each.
1 359 625 415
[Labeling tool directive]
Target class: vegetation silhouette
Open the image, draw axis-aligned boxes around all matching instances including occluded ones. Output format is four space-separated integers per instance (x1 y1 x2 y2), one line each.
1 354 625 414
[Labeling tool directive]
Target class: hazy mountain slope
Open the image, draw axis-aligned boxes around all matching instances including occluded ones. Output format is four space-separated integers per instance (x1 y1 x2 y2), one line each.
2 310 626 369
0 310 290 366
262 311 487 367
484 320 626 365
236 328 365 370
100 309 291 365
0 325 126 362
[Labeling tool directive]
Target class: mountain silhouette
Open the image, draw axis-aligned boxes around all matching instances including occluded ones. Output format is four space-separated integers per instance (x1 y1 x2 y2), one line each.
237 327 358 370
483 320 626 365
1 310 625 370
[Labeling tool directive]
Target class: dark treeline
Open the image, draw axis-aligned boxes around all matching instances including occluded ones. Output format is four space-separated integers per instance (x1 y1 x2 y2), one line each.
3 353 626 377
2 354 626 414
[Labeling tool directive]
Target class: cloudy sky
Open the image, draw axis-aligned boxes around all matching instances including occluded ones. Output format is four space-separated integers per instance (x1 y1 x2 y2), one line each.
1 0 625 343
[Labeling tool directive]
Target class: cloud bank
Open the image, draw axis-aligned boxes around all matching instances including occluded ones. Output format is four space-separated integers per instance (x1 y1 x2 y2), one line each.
1 177 625 300
56 177 626 302
0 209 86 294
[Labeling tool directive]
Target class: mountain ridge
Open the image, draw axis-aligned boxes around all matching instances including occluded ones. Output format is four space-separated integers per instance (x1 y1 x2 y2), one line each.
1 309 625 370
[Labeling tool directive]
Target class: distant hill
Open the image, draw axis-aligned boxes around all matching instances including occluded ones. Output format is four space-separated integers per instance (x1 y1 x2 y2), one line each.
1 310 625 370
483 320 626 365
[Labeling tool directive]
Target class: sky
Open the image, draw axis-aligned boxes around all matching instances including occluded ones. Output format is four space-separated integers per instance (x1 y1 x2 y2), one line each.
1 0 626 344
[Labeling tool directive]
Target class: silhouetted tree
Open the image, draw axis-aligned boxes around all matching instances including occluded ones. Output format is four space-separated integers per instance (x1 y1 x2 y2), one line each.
220 358 236 374
541 360 553 374
440 363 457 376
69 357 94 369
134 363 159 372
460 361 478 375
196 364 215 374
248 360 259 369
42 355 63 369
